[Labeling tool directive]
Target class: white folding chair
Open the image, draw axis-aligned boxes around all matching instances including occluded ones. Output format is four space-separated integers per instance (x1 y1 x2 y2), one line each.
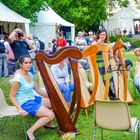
0 88 27 139
93 100 140 140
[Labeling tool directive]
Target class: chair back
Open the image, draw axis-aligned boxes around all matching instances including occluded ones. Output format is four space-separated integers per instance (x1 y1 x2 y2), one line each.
0 88 8 108
94 100 131 130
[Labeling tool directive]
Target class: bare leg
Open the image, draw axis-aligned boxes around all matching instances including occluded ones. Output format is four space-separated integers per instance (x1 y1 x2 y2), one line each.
41 98 57 128
41 98 52 109
27 106 54 139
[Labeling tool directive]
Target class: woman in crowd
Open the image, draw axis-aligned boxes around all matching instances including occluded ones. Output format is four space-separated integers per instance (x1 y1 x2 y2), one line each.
51 60 74 104
56 32 67 49
10 55 55 140
134 48 140 94
92 28 115 99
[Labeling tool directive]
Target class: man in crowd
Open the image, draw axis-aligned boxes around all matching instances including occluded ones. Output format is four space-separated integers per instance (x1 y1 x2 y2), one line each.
9 28 36 73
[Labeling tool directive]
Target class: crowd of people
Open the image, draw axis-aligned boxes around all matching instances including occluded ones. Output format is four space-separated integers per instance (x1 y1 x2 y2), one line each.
0 27 140 140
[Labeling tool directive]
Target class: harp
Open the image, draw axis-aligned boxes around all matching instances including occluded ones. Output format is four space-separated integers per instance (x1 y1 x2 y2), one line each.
35 47 82 134
110 40 133 103
82 43 111 102
78 67 93 117
75 45 98 117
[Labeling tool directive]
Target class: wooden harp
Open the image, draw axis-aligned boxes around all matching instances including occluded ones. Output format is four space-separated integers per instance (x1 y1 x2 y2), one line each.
82 43 111 102
35 47 82 134
110 40 133 103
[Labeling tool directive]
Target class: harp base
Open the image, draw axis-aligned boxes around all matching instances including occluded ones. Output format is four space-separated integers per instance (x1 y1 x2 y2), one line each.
58 128 79 136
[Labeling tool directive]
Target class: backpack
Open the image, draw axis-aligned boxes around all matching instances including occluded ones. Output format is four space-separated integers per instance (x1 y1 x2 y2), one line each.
39 40 45 50
0 41 5 53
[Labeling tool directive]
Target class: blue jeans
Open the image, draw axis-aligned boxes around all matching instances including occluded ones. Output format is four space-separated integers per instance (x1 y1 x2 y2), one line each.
134 75 140 93
0 53 8 77
58 83 74 103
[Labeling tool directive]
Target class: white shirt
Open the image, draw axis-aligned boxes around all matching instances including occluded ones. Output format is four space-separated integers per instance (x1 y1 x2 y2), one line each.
51 62 70 85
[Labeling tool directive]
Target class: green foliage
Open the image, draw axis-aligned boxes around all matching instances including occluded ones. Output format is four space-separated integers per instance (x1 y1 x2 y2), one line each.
0 0 129 30
109 35 132 43
1 0 46 23
109 35 140 48
118 0 129 7
47 0 108 31
47 0 129 31
131 39 140 48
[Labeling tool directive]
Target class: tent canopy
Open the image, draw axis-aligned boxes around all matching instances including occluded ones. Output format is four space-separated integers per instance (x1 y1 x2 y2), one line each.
104 6 140 35
109 6 140 20
30 6 75 46
36 6 74 27
0 2 30 23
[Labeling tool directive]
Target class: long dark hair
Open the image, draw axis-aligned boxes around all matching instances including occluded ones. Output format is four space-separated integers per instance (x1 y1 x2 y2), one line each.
96 28 108 43
17 55 31 69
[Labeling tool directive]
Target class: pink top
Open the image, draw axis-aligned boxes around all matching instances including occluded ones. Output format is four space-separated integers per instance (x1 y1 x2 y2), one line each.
6 45 15 60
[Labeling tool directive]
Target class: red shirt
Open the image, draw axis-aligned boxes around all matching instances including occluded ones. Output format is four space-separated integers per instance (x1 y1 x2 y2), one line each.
56 38 67 48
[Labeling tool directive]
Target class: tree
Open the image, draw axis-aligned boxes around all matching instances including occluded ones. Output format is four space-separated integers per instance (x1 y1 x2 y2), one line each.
47 0 107 31
1 0 46 23
47 0 129 31
0 0 129 31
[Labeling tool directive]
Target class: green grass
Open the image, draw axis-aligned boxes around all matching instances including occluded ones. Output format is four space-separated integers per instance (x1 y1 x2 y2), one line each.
0 51 140 140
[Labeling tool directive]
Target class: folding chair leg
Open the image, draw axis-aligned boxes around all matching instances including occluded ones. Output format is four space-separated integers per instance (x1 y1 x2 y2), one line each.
21 116 28 140
92 127 95 140
101 128 104 140
134 132 137 140
134 121 140 140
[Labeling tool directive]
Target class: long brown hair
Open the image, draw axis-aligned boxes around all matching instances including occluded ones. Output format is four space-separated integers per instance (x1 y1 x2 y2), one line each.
96 28 108 43
17 55 31 69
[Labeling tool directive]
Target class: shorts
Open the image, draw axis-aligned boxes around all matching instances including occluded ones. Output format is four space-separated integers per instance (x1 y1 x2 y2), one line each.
21 96 42 116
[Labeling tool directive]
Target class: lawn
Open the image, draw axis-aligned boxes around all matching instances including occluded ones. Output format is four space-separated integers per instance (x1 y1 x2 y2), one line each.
0 51 140 140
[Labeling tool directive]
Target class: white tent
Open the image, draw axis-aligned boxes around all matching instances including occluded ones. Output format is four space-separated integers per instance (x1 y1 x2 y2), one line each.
30 6 75 46
0 2 30 34
103 6 140 35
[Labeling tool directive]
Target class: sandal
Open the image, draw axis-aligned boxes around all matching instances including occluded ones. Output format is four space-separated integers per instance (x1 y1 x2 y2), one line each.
44 124 58 129
26 131 36 140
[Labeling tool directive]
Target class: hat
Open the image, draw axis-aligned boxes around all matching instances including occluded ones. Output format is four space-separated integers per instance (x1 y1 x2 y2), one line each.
32 35 38 39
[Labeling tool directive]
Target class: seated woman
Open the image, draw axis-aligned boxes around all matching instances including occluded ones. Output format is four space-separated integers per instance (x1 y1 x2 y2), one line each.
51 60 74 104
134 71 140 94
134 48 140 94
10 55 55 140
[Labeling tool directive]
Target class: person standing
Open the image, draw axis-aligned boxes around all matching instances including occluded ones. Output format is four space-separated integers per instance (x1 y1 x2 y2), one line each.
4 34 16 75
52 39 57 54
56 32 67 49
0 34 8 77
9 28 36 74
123 28 127 37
